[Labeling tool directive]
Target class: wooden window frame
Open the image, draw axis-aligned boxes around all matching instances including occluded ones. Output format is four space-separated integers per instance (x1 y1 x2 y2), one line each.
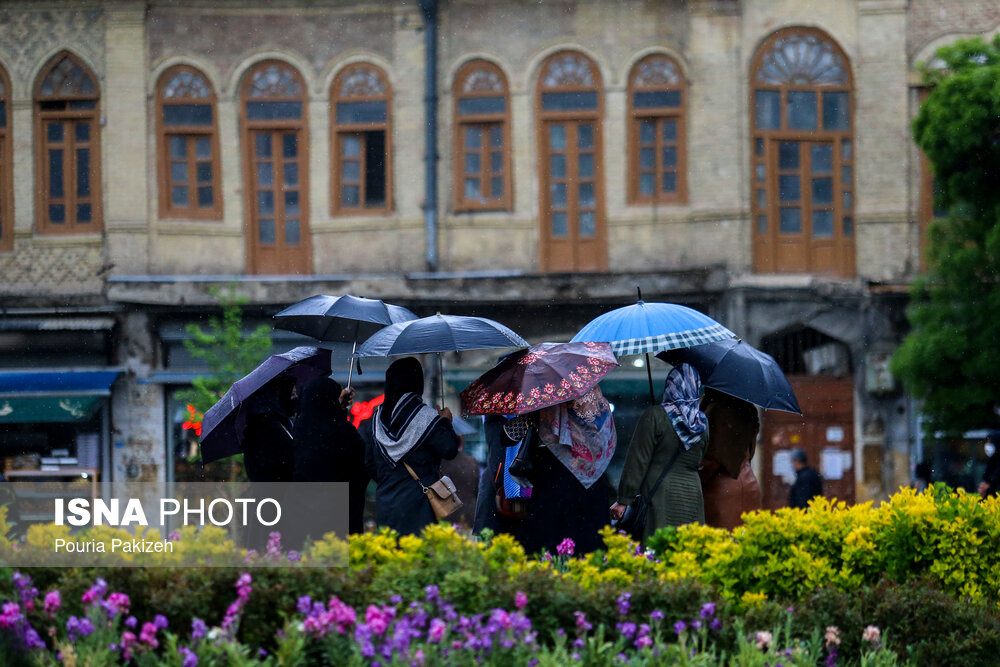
453 59 512 212
156 64 222 220
0 65 12 251
330 63 393 216
627 54 687 205
239 59 311 275
34 51 102 235
750 28 854 277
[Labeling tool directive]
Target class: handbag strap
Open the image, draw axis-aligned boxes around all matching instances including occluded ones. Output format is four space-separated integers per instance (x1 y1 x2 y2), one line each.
403 462 430 492
646 444 683 499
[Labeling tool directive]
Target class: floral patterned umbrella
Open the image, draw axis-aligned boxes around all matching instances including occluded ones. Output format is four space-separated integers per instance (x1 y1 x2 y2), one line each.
460 341 618 416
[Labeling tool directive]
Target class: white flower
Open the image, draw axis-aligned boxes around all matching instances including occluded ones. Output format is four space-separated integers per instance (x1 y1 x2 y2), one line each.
825 626 841 647
754 630 773 650
862 625 881 643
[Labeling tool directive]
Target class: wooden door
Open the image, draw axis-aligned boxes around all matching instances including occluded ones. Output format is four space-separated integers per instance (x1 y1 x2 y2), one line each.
247 129 309 274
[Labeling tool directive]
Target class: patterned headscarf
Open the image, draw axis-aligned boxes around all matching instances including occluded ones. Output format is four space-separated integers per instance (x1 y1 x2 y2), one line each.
661 363 707 450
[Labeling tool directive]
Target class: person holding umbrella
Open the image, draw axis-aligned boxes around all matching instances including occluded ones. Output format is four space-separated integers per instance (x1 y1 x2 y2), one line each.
242 375 298 482
698 388 762 530
610 364 709 541
362 357 460 536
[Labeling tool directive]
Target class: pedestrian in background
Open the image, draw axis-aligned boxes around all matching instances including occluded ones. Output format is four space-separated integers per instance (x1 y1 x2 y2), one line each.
978 431 1000 498
788 448 823 509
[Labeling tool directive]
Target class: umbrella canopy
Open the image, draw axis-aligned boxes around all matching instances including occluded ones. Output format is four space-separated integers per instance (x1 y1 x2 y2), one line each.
657 339 801 414
570 300 735 357
461 341 618 416
354 314 527 357
200 346 332 463
273 294 417 342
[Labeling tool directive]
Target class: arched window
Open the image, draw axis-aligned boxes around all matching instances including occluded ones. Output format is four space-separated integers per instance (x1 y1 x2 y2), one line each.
35 52 101 234
157 65 221 219
0 64 12 251
751 29 854 277
453 60 511 211
536 51 605 272
241 60 311 274
627 54 686 204
331 63 392 214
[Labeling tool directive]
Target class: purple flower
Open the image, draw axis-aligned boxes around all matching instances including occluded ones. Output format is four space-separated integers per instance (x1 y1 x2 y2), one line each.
81 578 107 606
168 531 181 541
287 550 301 562
700 602 716 619
557 538 576 556
650 609 665 622
617 592 631 616
106 592 130 616
425 585 440 602
674 620 687 636
428 618 446 643
297 596 312 614
125 616 138 628
710 617 722 632
515 591 528 610
179 646 198 667
390 595 403 606
573 638 585 650
154 614 169 630
692 620 702 630
617 622 637 639
43 590 61 616
574 611 592 633
190 618 207 642
139 621 160 648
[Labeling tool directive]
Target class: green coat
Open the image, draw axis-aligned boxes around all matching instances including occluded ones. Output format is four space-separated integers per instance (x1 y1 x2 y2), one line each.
617 406 708 542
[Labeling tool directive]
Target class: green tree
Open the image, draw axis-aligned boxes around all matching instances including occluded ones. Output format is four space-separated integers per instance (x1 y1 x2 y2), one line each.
890 35 1000 435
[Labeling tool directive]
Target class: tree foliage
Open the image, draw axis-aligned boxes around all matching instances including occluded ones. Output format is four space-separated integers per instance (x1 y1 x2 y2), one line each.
890 36 1000 435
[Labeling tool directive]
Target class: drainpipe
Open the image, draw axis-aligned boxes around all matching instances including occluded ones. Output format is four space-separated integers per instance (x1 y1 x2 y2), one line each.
418 0 439 272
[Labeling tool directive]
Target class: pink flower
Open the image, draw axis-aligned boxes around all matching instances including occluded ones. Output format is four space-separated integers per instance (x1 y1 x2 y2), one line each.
44 591 61 616
557 538 576 556
106 592 130 615
365 605 389 636
428 618 446 643
139 621 159 648
514 591 528 610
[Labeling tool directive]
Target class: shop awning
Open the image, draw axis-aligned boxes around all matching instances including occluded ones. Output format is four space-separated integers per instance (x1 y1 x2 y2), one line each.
0 370 119 423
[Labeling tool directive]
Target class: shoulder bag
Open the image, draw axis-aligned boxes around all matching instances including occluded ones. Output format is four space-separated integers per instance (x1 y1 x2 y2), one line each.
404 462 463 521
613 445 682 542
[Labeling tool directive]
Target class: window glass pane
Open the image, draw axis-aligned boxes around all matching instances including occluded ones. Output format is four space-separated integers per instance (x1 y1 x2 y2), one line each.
822 92 850 131
578 154 594 178
76 149 90 197
549 125 566 151
342 185 360 207
551 183 567 208
842 191 853 209
256 163 273 187
577 124 594 149
662 146 677 168
754 90 780 129
254 134 272 158
640 173 654 195
163 104 213 126
490 125 503 147
170 136 187 158
541 91 598 111
196 162 212 183
841 139 852 160
197 186 213 207
490 151 502 173
76 203 91 222
247 101 302 121
363 130 386 206
465 153 481 175
843 215 853 236
779 207 802 234
67 100 96 111
551 212 568 237
257 190 274 215
48 123 64 142
787 91 817 131
0 101 5 128
465 178 480 199
778 142 799 169
285 220 300 245
464 126 482 150
633 90 681 109
755 137 765 157
639 148 654 169
284 191 299 216
49 204 65 223
639 120 654 144
39 101 67 112
75 123 90 143
196 138 211 158
579 211 596 237
757 214 767 233
550 155 566 179
342 135 361 158
342 161 360 181
457 96 505 115
171 162 188 183
756 164 766 182
336 100 387 124
662 120 677 142
282 134 297 158
258 219 275 244
49 149 64 198
284 163 298 186
842 165 852 184
779 174 800 202
172 186 188 206
812 177 833 205
662 172 677 193
756 188 766 209
811 145 833 173
579 182 595 208
812 210 834 237
491 177 503 198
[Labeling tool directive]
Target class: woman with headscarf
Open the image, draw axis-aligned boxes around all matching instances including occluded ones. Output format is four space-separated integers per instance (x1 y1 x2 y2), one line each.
242 375 297 482
698 388 762 530
610 363 709 542
292 376 368 534
361 357 460 536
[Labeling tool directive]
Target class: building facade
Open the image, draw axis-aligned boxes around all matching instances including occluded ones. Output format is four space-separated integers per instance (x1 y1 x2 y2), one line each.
1 0 995 503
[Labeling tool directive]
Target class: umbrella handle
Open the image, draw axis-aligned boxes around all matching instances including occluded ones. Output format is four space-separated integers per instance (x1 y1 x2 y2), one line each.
438 353 444 409
347 340 357 388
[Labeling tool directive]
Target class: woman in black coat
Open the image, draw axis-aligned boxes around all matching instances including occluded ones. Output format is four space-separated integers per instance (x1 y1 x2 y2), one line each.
242 375 296 483
361 357 460 536
292 376 368 534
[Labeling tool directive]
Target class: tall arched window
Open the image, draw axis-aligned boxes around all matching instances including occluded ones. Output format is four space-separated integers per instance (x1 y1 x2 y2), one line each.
536 51 605 272
35 52 101 234
751 29 854 277
241 60 310 274
157 65 221 219
453 60 511 211
627 54 686 205
0 64 12 251
331 63 392 214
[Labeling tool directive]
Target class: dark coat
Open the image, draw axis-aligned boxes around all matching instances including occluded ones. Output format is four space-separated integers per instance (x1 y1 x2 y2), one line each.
473 415 611 555
982 452 1000 497
440 450 480 528
292 376 369 534
700 392 761 530
361 410 460 537
242 399 294 483
789 466 824 508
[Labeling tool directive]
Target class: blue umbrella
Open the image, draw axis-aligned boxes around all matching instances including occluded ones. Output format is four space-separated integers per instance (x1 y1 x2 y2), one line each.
657 339 801 414
200 346 331 464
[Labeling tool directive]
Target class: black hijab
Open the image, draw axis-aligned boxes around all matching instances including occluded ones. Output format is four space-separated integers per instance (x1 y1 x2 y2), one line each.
381 357 424 426
293 376 346 445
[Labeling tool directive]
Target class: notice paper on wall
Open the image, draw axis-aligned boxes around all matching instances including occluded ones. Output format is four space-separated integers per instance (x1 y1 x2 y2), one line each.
821 447 844 480
76 433 100 470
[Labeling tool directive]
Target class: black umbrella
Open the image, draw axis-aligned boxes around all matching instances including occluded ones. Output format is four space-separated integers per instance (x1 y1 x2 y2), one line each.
274 294 418 386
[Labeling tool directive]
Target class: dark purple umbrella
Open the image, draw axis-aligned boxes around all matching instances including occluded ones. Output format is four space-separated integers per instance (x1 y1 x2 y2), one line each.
200 346 332 463
461 341 618 416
